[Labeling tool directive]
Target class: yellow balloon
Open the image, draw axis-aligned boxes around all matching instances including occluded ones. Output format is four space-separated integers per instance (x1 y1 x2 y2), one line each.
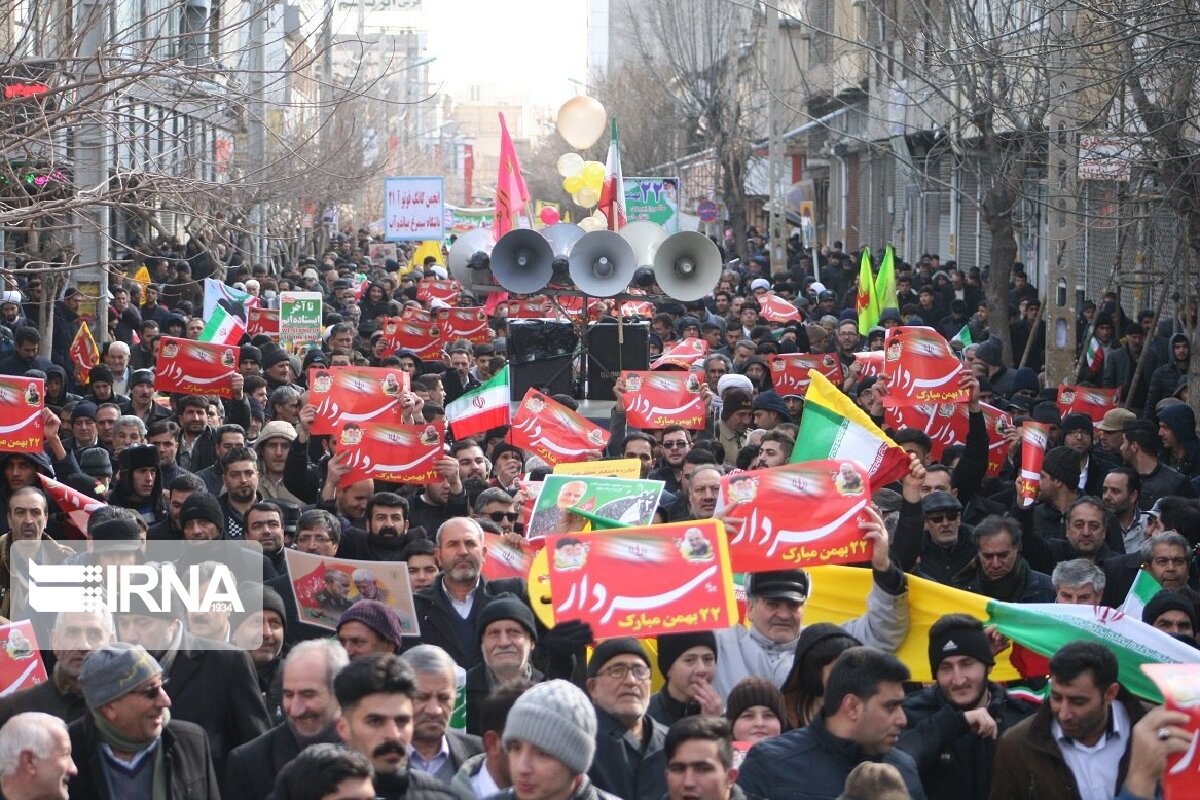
563 175 584 194
556 152 584 178
582 160 606 185
556 96 608 150
574 186 599 208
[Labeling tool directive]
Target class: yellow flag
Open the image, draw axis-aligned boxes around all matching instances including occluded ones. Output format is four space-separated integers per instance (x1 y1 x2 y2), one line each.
856 248 881 334
133 266 151 288
409 240 444 271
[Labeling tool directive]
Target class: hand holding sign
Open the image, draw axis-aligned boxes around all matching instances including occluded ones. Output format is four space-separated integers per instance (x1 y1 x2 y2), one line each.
881 326 970 407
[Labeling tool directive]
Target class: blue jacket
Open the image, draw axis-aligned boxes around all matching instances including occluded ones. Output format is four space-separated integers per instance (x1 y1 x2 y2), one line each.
736 714 927 800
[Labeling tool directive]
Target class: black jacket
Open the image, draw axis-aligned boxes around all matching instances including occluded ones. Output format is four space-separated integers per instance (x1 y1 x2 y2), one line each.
892 499 976 585
898 682 1039 800
371 768 459 800
405 577 529 669
179 398 251 472
464 661 544 736
67 715 220 800
225 722 341 800
0 674 86 727
588 707 667 800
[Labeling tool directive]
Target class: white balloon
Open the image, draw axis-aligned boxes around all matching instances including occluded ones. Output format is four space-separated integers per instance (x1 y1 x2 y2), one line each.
556 96 607 150
578 217 603 232
556 152 585 178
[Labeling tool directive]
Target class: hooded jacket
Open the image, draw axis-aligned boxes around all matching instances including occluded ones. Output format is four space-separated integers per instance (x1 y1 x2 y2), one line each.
1157 402 1200 478
1145 333 1189 417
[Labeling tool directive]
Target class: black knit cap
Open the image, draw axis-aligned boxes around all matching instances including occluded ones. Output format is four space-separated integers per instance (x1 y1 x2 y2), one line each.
179 493 224 530
927 617 995 672
477 594 538 644
1061 412 1094 437
586 637 649 678
1142 590 1198 630
1042 446 1082 489
655 631 717 675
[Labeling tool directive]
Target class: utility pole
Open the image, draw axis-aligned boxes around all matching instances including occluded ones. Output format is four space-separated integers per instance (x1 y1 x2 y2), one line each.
247 1 267 269
74 0 109 346
1044 4 1080 385
765 2 787 277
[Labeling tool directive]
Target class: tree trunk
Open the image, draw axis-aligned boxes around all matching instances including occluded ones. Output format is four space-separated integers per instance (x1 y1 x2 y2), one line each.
722 148 749 261
981 183 1019 367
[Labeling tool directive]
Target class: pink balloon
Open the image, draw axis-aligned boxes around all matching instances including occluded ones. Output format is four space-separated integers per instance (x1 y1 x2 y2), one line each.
539 207 560 225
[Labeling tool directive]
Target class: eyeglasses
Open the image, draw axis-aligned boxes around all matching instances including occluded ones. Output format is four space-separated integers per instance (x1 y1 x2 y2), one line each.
134 679 168 699
599 663 651 682
296 534 333 546
926 512 960 524
662 441 690 449
486 512 519 523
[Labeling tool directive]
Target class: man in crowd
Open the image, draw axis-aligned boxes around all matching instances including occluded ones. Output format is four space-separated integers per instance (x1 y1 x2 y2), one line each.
464 595 541 736
585 639 667 800
664 716 743 800
0 712 77 800
400 645 483 785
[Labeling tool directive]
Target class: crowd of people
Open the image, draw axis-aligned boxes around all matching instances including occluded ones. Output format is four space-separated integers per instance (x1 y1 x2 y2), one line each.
0 228 1194 800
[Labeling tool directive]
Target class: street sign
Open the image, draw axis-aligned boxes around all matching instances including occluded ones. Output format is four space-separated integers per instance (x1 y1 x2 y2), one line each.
697 200 718 223
279 291 323 352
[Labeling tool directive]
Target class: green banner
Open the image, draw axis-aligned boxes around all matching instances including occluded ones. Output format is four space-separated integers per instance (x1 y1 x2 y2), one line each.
624 177 680 233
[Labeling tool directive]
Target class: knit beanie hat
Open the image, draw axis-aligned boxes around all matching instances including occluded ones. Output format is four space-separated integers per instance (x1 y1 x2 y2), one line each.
477 594 538 644
179 493 224 530
336 599 404 651
724 677 788 729
233 582 288 635
1060 412 1094 437
502 680 597 776
586 637 650 678
721 390 753 422
80 643 162 710
1041 446 1082 489
655 631 717 676
1142 590 1198 630
927 617 995 672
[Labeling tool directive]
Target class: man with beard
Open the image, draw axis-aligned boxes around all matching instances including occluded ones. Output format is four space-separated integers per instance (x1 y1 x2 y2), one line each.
175 379 251 473
0 607 113 726
898 615 1038 800
119 369 172 426
340 493 416 562
230 583 288 718
0 487 75 620
585 639 667 800
334 653 456 800
650 427 692 496
146 420 187 487
409 517 530 670
463 596 542 736
219 446 262 540
245 501 287 576
254 421 303 505
193 425 247 494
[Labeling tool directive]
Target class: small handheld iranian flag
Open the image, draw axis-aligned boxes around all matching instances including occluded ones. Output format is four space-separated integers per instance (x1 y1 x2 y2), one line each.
199 303 247 345
1120 569 1164 619
951 325 974 349
447 366 510 440
1085 336 1104 371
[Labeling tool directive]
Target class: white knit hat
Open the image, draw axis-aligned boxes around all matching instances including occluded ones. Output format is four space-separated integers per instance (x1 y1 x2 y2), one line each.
502 680 596 775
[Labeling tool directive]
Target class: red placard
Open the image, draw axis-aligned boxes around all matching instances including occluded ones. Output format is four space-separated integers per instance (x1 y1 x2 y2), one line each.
440 307 491 344
718 460 873 571
0 621 46 695
620 371 707 429
546 519 738 639
757 293 803 323
854 350 885 378
619 300 656 318
510 389 611 466
1057 384 1120 423
482 532 542 582
308 366 410 436
885 401 1013 477
381 318 443 359
508 297 558 319
881 326 969 407
336 421 444 486
769 353 844 397
154 336 237 398
416 279 462 305
246 306 279 339
1018 421 1052 507
401 306 434 325
1141 664 1200 800
0 377 44 453
651 337 709 370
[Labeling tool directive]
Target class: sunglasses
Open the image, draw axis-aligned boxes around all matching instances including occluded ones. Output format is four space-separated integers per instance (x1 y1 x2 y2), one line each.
486 512 519 523
134 679 169 700
926 512 960 524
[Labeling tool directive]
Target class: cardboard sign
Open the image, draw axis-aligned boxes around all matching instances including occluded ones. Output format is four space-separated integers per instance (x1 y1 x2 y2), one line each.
440 307 491 344
882 326 969 407
308 366 410 436
279 291 324 349
757 293 803 323
769 353 844 398
283 549 419 633
382 317 442 359
1057 385 1120 423
854 350 885 379
0 621 46 696
546 520 737 639
885 402 1014 477
416 279 462 305
1018 421 1052 507
510 389 611 465
482 532 541 582
717 460 873 571
553 459 643 480
527 474 664 539
0 377 44 453
336 421 444 487
651 337 709 370
246 306 280 340
620 371 706 429
154 336 237 398
1142 663 1200 800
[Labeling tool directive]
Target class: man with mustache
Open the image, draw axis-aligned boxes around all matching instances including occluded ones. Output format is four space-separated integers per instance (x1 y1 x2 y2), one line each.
463 596 541 736
334 653 456 800
225 640 348 800
339 493 416 562
585 639 667 800
400 645 483 786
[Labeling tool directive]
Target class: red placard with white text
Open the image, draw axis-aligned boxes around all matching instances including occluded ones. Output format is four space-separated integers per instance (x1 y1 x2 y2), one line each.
510 389 610 465
307 366 410 435
416 279 462 305
0 377 44 453
336 421 443 487
546 520 737 639
757 293 803 323
651 337 709 370
1056 385 1120 423
881 326 969 407
482 532 542 582
854 350 885 379
440 307 491 344
620 371 707 429
0 621 46 696
246 306 279 339
1142 663 1200 800
1018 422 1052 507
717 460 874 571
381 317 442 359
154 336 237 399
885 402 1013 477
769 353 844 397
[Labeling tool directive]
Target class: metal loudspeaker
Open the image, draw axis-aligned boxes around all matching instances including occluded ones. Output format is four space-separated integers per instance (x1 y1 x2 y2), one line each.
447 227 495 286
568 230 637 298
492 229 554 294
620 221 668 270
543 223 585 287
652 231 723 302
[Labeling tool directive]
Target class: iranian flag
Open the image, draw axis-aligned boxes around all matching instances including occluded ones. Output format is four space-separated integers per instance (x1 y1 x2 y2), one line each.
447 366 511 440
790 370 910 485
597 118 626 230
1120 569 1164 619
1085 335 1104 371
198 304 247 346
951 324 974 349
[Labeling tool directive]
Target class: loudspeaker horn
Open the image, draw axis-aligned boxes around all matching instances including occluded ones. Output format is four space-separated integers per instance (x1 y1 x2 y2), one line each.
568 230 637 298
619 220 668 269
491 229 554 294
543 223 585 287
447 227 495 286
652 231 722 302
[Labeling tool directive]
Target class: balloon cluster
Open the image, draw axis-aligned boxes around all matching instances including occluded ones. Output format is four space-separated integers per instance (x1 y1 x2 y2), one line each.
555 96 608 212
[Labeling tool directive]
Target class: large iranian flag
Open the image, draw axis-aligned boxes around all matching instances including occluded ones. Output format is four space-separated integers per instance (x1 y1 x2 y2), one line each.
198 303 247 345
597 118 626 230
790 370 910 485
447 366 510 440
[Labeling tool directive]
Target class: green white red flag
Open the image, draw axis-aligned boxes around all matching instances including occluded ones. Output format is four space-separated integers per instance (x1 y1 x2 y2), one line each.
198 303 247 346
447 366 510 440
597 118 626 230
